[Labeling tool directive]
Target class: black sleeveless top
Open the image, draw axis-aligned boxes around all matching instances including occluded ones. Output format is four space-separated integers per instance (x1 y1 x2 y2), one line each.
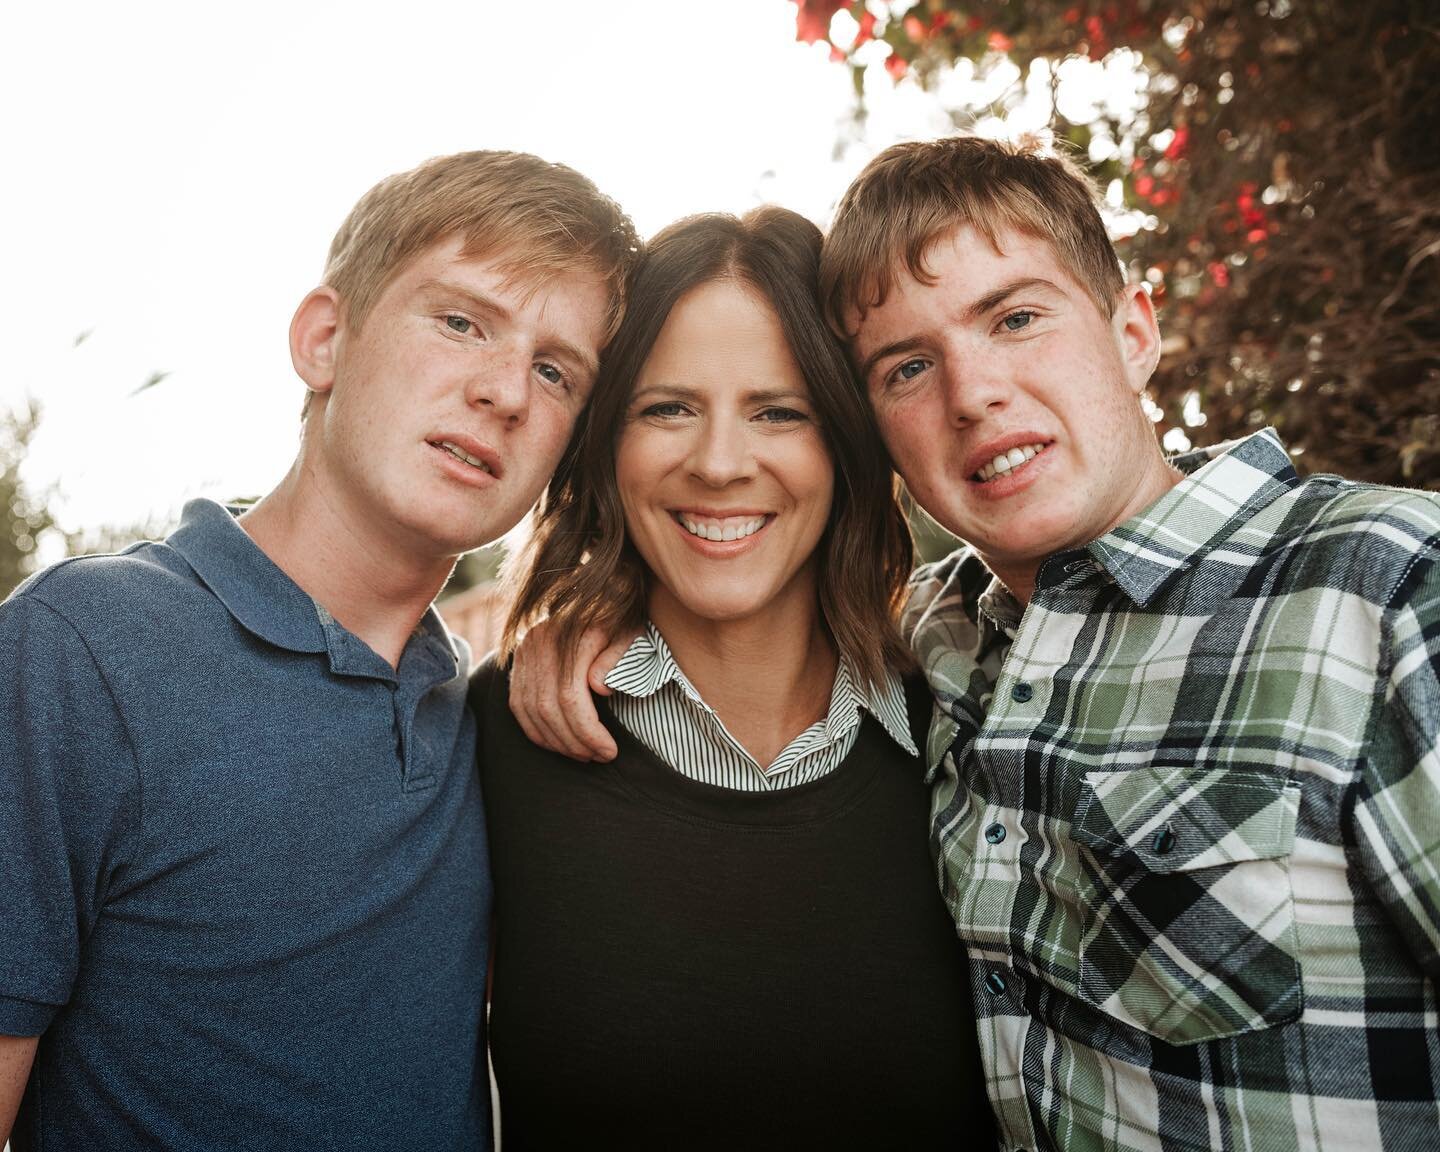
473 660 992 1151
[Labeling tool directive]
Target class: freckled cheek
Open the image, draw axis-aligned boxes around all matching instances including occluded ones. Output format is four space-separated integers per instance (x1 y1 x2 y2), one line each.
878 407 932 460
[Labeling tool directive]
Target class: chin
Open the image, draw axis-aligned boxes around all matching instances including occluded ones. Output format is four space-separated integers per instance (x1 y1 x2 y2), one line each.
402 516 499 559
673 592 772 625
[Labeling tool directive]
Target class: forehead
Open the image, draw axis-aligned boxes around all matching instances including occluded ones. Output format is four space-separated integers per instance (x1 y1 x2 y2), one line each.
399 233 607 325
847 225 1093 366
653 280 783 351
640 279 806 385
377 235 604 309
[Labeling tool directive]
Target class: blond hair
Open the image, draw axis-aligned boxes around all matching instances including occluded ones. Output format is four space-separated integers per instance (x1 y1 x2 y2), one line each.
821 135 1124 334
303 151 640 416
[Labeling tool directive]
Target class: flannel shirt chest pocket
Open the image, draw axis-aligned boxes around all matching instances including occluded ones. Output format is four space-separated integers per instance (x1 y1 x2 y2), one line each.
1069 765 1303 1045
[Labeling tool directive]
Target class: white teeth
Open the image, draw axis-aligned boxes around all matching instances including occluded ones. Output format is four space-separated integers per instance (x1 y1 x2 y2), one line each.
677 513 767 541
439 441 492 473
975 443 1046 483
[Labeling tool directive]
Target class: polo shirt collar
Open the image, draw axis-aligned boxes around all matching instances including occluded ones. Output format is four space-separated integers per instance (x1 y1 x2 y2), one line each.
166 499 464 684
1085 427 1301 607
167 499 328 654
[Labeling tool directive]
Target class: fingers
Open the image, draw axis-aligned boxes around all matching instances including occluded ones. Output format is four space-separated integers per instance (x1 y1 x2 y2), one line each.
508 620 621 762
509 618 598 762
553 628 617 762
587 631 638 698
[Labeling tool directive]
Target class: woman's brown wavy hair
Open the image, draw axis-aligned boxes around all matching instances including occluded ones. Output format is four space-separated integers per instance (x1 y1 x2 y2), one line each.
501 206 913 690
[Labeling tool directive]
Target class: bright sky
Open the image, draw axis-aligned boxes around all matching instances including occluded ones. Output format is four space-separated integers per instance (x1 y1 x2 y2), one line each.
1 0 970 548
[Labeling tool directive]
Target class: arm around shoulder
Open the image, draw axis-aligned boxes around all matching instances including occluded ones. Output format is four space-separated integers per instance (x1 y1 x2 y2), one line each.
506 620 629 762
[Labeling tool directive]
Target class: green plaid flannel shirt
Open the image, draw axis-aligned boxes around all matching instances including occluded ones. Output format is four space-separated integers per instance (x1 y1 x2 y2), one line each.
903 429 1440 1151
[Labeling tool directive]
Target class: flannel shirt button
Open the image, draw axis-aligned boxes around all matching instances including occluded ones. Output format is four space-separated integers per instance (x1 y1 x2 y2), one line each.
1011 681 1033 703
986 970 1008 995
985 822 1007 845
1152 824 1177 855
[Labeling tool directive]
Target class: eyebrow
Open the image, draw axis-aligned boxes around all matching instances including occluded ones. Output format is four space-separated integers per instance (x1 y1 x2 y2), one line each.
857 275 1063 382
415 278 511 323
415 278 599 380
629 384 810 406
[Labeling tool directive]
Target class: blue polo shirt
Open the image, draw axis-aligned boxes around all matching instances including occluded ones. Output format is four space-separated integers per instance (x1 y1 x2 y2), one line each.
0 499 491 1151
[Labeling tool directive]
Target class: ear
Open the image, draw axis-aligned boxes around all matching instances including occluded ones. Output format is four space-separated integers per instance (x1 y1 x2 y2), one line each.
1112 283 1162 397
289 287 343 397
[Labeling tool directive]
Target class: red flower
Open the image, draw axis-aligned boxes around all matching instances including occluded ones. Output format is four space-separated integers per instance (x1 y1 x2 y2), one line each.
1063 6 1082 23
856 10 877 44
989 30 1014 52
885 52 910 80
794 0 845 45
1135 174 1155 196
1164 127 1189 160
1246 227 1268 244
903 14 926 42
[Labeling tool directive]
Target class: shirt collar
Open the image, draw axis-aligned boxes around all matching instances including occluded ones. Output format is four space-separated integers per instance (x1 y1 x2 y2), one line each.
167 498 330 654
166 498 463 683
604 621 917 756
1083 427 1301 607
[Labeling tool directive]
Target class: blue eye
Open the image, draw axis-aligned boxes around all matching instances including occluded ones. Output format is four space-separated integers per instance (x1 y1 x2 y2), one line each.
758 407 806 424
444 315 473 334
1001 310 1034 332
895 358 928 382
642 401 689 419
536 363 565 386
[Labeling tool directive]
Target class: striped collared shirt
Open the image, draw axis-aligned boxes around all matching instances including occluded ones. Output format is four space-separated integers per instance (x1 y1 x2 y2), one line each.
603 622 916 791
903 428 1440 1151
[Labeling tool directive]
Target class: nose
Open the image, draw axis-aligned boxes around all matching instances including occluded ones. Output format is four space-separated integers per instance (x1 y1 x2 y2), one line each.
465 343 530 425
687 414 757 487
942 349 1009 425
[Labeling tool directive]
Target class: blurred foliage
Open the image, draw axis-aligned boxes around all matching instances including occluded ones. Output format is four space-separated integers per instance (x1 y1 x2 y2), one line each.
2 400 173 601
442 540 507 597
904 489 963 564
795 0 1440 489
2 400 59 598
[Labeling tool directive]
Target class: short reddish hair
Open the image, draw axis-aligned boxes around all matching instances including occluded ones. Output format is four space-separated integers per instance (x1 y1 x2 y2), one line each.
822 135 1125 334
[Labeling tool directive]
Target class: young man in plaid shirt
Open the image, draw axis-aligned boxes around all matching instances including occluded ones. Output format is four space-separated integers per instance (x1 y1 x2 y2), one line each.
511 136 1439 1149
819 136 1440 1150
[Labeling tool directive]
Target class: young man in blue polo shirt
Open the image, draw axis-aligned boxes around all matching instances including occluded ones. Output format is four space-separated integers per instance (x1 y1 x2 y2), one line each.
0 150 638 1151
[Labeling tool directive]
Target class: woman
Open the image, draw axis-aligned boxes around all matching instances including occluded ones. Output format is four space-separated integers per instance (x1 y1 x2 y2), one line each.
470 208 988 1149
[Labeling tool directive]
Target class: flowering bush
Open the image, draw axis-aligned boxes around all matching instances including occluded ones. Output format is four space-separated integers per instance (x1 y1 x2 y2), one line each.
796 0 1440 487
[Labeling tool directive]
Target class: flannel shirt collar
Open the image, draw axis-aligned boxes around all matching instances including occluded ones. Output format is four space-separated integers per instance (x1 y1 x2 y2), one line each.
1082 427 1301 607
605 621 917 757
